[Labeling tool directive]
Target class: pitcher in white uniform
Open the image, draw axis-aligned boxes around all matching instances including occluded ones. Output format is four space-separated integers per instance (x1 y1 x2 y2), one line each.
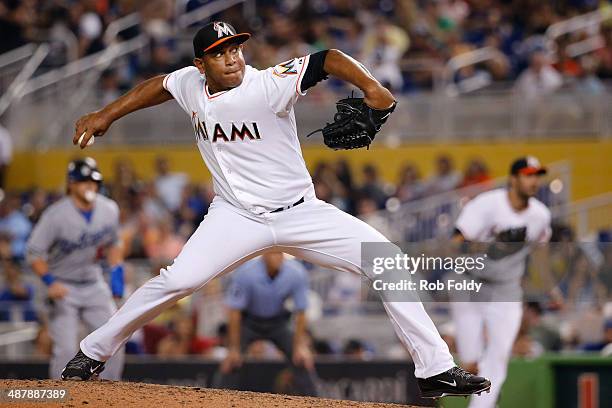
451 156 552 407
61 21 490 399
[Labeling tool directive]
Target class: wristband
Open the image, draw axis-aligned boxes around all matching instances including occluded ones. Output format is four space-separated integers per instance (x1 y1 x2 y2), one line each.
110 264 125 297
41 273 56 286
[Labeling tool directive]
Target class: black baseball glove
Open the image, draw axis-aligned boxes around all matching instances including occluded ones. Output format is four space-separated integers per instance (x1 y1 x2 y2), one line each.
496 227 527 243
307 96 396 150
486 227 528 260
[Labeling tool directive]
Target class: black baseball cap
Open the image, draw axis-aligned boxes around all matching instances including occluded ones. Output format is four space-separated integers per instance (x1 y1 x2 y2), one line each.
193 21 250 58
510 156 547 176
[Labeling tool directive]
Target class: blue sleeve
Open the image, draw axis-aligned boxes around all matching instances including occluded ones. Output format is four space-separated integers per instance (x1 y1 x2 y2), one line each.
291 264 309 311
110 265 124 298
225 272 250 310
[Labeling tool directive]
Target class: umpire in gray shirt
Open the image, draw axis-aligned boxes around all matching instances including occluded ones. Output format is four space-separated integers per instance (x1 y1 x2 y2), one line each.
218 252 317 396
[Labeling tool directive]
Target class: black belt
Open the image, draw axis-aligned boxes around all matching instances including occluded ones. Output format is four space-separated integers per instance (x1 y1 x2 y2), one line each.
270 197 304 213
57 278 97 286
242 310 291 325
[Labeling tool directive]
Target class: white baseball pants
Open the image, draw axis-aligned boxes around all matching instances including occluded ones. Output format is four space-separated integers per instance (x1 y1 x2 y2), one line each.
451 301 523 408
81 196 455 378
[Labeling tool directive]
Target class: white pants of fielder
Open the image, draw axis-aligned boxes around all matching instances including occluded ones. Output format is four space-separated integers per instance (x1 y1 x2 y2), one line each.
81 196 455 378
451 301 522 408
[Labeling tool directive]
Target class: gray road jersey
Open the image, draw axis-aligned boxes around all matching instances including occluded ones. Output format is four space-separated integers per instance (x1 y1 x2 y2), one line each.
26 195 120 282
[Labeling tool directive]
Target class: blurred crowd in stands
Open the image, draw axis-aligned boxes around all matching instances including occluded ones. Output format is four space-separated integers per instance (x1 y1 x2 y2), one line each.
1 0 611 95
0 153 492 262
0 154 610 362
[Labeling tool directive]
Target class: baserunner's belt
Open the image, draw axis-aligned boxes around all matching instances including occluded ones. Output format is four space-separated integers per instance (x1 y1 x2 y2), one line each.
57 278 98 286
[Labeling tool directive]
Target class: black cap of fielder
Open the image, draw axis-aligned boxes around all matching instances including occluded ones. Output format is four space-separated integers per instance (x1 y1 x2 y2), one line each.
193 21 250 58
510 156 547 176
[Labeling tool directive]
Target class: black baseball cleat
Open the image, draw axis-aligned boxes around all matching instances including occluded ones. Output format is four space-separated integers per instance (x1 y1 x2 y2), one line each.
418 366 491 398
61 349 105 380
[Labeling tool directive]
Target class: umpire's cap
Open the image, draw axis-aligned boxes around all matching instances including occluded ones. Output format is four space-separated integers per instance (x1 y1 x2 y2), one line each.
67 157 103 183
193 21 250 58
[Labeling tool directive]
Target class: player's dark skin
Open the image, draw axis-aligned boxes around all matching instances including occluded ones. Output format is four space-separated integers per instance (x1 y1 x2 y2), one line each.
73 42 395 148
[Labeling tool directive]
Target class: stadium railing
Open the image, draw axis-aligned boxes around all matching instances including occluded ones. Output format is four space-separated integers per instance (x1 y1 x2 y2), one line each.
0 319 38 358
369 161 612 243
2 3 611 146
551 191 612 238
364 161 573 243
0 0 261 150
443 46 508 96
176 0 249 29
546 4 612 58
0 44 36 95
0 44 50 118
103 13 141 46
5 85 609 150
2 35 150 150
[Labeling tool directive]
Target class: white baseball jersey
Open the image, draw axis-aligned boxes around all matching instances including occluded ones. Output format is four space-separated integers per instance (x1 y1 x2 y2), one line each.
453 188 550 408
163 56 314 213
79 51 458 382
455 188 551 282
456 188 551 242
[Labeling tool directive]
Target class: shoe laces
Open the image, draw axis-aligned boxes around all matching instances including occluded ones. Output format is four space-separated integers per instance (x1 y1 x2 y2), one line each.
66 352 96 370
449 366 473 380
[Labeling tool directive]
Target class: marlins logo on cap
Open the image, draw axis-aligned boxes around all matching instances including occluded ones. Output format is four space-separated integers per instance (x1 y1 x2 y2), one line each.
193 21 251 58
213 22 235 38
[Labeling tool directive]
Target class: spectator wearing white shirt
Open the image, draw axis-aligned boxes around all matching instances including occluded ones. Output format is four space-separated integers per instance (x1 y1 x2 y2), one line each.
514 50 563 100
514 50 563 134
154 156 187 212
75 1 104 56
362 18 410 92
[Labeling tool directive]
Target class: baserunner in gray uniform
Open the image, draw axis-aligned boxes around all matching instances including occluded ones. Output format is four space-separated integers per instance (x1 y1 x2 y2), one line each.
26 157 125 379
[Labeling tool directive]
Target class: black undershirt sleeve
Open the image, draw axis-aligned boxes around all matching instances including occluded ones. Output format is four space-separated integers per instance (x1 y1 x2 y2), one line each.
300 50 329 93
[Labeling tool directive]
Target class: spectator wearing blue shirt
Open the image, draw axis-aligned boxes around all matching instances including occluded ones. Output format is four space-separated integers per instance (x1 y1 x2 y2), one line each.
0 194 32 261
218 252 317 396
0 239 36 322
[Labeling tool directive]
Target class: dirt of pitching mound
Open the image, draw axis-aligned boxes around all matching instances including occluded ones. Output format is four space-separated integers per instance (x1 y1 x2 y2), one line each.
0 380 424 408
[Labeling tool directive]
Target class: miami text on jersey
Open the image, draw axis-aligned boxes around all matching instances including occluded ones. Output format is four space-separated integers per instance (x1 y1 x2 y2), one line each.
191 111 208 142
191 111 262 143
